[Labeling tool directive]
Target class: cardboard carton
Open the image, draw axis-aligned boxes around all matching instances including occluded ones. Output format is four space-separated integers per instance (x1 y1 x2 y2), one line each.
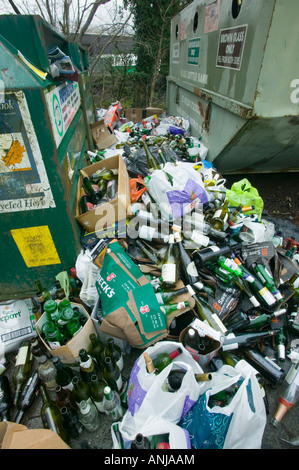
75 154 130 233
91 119 118 150
36 301 97 365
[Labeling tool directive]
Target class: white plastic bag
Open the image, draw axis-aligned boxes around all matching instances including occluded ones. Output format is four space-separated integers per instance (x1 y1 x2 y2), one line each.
179 365 267 449
127 341 205 424
144 162 208 221
75 250 100 307
112 412 191 449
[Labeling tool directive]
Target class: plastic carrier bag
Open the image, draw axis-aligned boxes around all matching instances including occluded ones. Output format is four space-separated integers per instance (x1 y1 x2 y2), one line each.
179 365 266 449
127 341 205 424
112 412 191 449
226 178 264 221
144 162 208 221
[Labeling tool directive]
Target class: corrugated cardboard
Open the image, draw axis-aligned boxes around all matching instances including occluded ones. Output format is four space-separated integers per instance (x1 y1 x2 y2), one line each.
144 107 164 117
75 154 130 233
36 301 97 365
0 422 70 449
91 119 118 150
124 107 164 123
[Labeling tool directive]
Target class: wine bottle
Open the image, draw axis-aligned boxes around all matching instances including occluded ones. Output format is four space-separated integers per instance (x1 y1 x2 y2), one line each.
160 301 189 315
152 347 183 374
161 234 177 288
173 231 200 285
105 337 124 371
225 310 251 333
71 376 93 407
155 286 189 305
138 225 169 242
191 289 228 335
90 373 108 413
130 433 151 449
210 199 230 231
30 336 51 362
51 357 74 391
227 205 243 225
193 244 235 269
103 385 123 421
142 140 160 171
0 374 12 421
222 330 278 351
218 256 256 283
275 327 287 363
60 406 83 438
103 356 122 392
54 280 66 300
79 348 100 383
55 385 77 411
251 262 283 301
272 362 299 427
241 348 285 386
37 355 58 391
12 340 34 406
243 276 277 309
245 308 287 331
164 369 212 392
78 400 100 432
182 327 208 355
43 298 60 322
79 169 103 205
88 333 105 368
40 384 68 442
14 370 41 423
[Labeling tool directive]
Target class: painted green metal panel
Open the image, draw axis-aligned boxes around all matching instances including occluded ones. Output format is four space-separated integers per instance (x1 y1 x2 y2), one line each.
167 0 299 173
0 16 95 300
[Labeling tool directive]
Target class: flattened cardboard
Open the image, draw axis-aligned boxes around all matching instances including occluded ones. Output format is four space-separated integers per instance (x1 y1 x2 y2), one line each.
75 154 131 233
0 422 70 449
91 119 118 149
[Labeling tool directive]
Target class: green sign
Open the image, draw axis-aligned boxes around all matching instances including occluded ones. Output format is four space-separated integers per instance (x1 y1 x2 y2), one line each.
188 38 201 65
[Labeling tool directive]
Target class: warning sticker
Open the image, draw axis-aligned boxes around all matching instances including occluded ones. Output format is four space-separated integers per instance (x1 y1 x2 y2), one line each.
11 226 61 268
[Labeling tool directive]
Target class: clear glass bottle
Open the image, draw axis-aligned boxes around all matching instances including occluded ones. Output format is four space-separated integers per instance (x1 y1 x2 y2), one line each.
78 399 100 432
102 385 123 421
37 355 58 391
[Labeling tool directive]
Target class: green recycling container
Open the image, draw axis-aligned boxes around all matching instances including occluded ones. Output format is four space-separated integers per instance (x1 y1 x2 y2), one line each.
0 14 95 300
167 0 299 174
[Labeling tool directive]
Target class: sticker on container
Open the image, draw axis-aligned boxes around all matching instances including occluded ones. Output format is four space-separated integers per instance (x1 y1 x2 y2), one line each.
11 225 61 267
216 24 248 70
205 0 221 34
0 90 55 213
187 38 201 66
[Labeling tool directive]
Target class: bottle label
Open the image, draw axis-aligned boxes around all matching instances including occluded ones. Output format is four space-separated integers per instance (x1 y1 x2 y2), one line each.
190 231 209 247
162 263 176 283
187 284 196 296
93 399 105 413
116 356 124 371
209 246 221 252
139 225 155 241
186 261 198 277
47 341 61 350
249 296 260 307
15 345 29 366
213 209 222 219
211 314 228 334
243 273 255 283
258 287 276 305
116 374 123 391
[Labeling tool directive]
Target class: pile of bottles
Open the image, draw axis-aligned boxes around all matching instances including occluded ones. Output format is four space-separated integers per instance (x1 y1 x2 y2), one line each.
0 332 127 446
79 165 119 215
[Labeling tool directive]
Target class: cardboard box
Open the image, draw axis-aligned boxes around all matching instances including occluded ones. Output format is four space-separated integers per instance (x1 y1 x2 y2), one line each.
75 154 130 233
36 302 97 365
91 119 118 150
144 107 164 118
0 298 36 354
124 107 164 123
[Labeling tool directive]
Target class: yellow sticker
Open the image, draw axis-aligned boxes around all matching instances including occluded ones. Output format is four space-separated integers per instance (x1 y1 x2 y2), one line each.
11 226 61 268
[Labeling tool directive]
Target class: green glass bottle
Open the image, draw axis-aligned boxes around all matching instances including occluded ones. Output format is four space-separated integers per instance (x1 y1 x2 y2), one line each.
79 169 103 205
54 280 66 300
88 333 105 368
90 373 108 413
58 299 71 312
57 307 74 327
192 292 228 335
67 318 82 337
103 356 122 392
40 384 68 443
161 234 177 289
52 357 74 391
12 340 34 406
71 376 93 407
44 322 63 350
222 330 278 352
160 301 189 315
251 262 283 301
79 349 100 383
275 327 287 363
173 231 201 286
217 256 255 283
245 308 287 331
105 338 123 371
155 286 189 305
44 299 60 322
152 347 183 374
142 140 160 171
